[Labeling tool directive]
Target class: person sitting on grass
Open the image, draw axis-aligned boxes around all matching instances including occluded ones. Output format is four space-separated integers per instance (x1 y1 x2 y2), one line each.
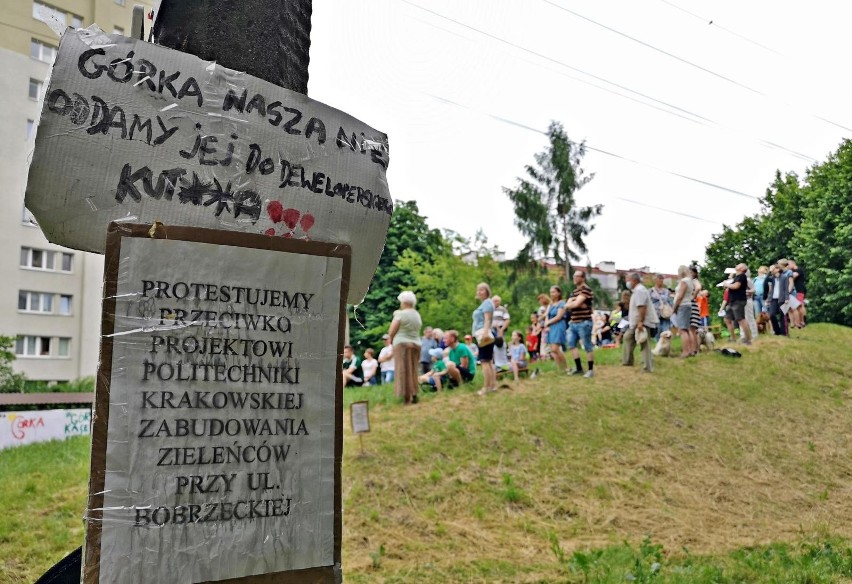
508 330 529 382
444 330 476 387
418 347 449 391
360 347 378 386
342 345 362 387
463 334 479 361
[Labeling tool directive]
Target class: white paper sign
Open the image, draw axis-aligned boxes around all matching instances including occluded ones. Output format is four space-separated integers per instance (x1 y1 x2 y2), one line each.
0 409 91 450
92 232 345 583
350 401 370 434
26 29 391 303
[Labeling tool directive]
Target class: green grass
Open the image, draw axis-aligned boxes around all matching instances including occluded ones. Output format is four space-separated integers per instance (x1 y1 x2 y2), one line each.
0 436 89 583
3 324 852 582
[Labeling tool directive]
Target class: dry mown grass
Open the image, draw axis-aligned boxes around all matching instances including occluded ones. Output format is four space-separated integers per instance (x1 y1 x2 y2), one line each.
341 324 852 580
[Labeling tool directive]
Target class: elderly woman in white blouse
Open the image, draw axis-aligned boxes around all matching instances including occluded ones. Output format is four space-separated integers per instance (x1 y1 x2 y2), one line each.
388 290 423 405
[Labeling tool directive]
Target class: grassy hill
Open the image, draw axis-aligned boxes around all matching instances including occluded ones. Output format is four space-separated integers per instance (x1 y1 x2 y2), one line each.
3 324 852 583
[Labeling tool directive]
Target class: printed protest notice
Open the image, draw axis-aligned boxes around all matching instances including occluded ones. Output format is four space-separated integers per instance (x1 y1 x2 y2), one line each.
25 28 389 303
85 224 347 584
350 401 370 434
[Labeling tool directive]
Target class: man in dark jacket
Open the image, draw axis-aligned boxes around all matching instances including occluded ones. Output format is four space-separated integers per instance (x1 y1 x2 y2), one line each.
766 263 792 336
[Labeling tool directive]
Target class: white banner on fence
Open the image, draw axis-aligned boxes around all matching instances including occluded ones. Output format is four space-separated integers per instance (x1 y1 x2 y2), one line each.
0 408 91 450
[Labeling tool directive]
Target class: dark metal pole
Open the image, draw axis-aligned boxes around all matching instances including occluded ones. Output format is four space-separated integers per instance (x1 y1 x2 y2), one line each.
153 0 312 94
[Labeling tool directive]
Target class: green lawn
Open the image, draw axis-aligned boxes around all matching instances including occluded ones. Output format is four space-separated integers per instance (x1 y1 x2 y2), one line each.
3 324 852 582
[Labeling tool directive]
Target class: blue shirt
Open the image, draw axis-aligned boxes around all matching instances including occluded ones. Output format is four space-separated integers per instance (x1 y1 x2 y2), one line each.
472 298 494 336
753 275 766 298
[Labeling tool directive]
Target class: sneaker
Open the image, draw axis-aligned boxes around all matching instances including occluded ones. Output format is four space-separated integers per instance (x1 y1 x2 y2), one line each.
529 369 538 379
583 370 595 378
568 369 584 376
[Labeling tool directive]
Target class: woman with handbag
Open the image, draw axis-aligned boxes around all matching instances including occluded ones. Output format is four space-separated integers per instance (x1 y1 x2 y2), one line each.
650 274 673 341
472 282 497 395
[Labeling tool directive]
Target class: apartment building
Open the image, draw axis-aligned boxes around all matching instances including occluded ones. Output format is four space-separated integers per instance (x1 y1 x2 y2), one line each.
0 0 153 383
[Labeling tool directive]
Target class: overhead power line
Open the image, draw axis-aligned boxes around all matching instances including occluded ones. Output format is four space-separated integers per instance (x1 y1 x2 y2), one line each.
541 0 763 96
657 0 786 57
403 0 816 165
449 103 760 200
542 0 852 134
617 197 722 224
400 0 712 124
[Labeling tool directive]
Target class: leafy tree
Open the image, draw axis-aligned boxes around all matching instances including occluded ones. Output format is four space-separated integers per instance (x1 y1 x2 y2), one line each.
759 170 806 263
348 201 447 350
504 121 603 278
0 335 26 393
795 140 852 326
397 249 490 333
443 228 503 262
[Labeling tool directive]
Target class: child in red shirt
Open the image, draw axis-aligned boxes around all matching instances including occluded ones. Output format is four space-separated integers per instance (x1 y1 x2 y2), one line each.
526 325 540 361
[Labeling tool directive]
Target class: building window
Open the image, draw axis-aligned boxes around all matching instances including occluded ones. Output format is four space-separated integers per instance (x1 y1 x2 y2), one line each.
71 15 83 28
60 252 73 272
33 1 67 27
27 119 35 140
29 78 42 100
30 39 57 63
18 291 54 313
20 247 72 272
59 295 72 315
58 338 71 357
16 335 52 357
21 247 51 269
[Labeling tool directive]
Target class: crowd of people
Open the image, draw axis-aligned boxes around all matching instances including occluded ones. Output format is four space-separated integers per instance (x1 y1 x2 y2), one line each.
342 259 808 404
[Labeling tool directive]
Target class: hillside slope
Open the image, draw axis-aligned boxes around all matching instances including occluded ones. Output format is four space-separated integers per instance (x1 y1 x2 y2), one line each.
2 324 851 582
341 324 852 581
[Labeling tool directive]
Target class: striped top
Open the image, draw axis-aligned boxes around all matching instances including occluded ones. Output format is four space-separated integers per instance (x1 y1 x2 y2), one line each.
569 284 594 322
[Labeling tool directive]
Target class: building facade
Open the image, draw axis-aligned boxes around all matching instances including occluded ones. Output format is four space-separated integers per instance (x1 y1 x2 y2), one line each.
0 0 153 383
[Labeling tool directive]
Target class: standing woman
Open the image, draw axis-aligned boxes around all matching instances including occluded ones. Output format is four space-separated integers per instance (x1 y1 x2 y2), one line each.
650 274 673 341
672 265 696 357
689 266 702 341
472 282 497 395
543 286 569 373
388 291 422 405
536 293 551 360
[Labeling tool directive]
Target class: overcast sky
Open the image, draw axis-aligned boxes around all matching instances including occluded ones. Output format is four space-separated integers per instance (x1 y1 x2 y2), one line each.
308 1 851 274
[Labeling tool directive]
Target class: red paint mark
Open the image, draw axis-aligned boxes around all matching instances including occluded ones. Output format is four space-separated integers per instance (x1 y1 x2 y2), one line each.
282 208 301 230
264 228 276 236
267 201 283 223
299 213 315 232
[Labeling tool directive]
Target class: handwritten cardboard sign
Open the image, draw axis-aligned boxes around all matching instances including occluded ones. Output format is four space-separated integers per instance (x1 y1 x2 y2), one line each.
26 28 390 303
85 223 347 583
